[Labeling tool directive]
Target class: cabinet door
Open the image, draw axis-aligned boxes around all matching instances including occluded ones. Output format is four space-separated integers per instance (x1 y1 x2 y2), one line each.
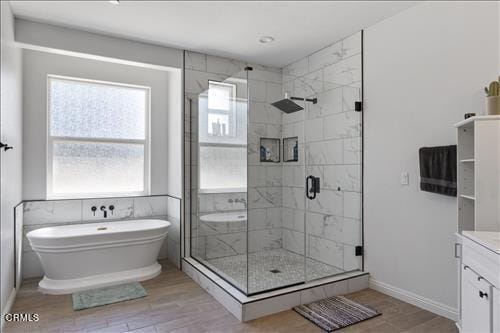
461 266 492 333
494 288 500 333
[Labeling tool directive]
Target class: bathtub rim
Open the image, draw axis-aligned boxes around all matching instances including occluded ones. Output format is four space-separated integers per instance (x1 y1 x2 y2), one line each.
26 219 171 239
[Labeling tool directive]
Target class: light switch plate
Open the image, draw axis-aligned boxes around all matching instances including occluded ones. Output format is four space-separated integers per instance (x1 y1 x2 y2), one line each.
401 172 409 185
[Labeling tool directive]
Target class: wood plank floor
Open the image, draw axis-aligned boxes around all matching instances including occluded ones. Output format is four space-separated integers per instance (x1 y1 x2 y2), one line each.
4 260 457 333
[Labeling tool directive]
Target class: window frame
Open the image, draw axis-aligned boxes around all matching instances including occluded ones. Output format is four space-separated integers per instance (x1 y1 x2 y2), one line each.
46 74 151 199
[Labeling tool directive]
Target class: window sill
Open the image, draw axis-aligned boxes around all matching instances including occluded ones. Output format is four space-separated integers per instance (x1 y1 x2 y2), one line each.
46 191 149 200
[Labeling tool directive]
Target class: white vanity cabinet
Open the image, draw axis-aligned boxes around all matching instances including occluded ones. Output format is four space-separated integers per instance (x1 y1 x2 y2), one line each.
461 265 492 332
494 287 500 333
458 232 500 333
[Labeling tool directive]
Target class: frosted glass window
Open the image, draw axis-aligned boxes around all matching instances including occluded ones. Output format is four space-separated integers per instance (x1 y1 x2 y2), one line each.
50 79 146 140
199 146 247 190
53 142 144 194
48 76 150 198
208 81 234 111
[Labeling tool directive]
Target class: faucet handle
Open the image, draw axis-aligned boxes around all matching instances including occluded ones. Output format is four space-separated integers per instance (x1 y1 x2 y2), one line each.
91 206 97 216
109 205 115 215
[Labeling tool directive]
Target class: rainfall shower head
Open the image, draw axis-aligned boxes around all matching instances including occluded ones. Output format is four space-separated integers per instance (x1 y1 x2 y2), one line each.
271 94 317 113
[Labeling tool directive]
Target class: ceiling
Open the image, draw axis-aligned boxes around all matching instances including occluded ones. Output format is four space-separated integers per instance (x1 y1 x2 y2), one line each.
10 1 419 67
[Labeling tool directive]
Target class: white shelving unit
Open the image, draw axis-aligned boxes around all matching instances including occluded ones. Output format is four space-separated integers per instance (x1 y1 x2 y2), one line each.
455 115 500 232
455 115 500 332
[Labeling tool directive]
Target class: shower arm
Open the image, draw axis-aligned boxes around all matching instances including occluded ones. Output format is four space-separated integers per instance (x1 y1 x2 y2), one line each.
289 96 318 104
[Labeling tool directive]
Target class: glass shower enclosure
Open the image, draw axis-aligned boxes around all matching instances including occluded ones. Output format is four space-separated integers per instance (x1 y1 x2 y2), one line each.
187 31 363 295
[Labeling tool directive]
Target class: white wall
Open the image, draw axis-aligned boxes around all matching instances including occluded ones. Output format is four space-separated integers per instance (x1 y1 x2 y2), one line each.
166 66 183 198
364 1 499 319
22 49 179 199
0 0 23 324
15 18 182 70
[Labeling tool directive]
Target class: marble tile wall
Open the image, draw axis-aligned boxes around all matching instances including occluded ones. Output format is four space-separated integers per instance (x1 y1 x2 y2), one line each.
21 195 180 278
281 31 363 272
185 51 284 261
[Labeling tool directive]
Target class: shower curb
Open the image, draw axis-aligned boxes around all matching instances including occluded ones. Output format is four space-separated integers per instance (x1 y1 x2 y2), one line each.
182 257 369 322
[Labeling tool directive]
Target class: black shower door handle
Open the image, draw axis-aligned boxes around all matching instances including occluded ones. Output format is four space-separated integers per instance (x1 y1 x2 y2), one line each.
306 175 320 200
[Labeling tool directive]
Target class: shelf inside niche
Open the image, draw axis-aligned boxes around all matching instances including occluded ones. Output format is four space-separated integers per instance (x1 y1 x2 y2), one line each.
460 194 476 200
259 138 280 163
283 137 299 162
460 159 475 163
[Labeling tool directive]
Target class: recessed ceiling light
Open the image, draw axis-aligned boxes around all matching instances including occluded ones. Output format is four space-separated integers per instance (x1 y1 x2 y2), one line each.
109 0 120 4
259 36 274 44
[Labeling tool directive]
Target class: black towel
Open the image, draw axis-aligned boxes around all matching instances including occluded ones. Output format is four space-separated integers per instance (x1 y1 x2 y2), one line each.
419 145 457 197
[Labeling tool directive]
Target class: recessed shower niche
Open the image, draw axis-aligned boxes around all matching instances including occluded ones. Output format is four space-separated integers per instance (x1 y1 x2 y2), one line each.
259 138 280 163
283 137 299 162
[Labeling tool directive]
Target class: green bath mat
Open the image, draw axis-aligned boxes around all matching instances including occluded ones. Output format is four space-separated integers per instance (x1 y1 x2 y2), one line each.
72 282 148 311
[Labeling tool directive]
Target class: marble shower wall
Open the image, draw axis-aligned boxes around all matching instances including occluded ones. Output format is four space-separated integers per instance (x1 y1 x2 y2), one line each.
21 195 181 278
247 67 283 254
184 51 283 260
281 31 363 272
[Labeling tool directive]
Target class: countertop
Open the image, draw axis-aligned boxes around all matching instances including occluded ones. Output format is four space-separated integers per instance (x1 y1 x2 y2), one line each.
462 231 500 254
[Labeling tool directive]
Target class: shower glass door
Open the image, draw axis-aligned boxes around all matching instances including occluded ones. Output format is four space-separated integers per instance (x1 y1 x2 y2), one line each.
304 85 363 282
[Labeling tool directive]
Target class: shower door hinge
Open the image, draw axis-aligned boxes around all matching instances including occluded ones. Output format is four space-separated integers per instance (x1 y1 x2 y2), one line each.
355 246 363 256
355 101 363 112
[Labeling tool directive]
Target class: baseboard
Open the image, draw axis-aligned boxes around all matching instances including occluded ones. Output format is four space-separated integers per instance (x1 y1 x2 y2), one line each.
369 278 458 321
1 288 18 330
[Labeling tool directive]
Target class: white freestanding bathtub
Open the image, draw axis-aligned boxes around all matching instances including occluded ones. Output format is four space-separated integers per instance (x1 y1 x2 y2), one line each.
27 219 170 295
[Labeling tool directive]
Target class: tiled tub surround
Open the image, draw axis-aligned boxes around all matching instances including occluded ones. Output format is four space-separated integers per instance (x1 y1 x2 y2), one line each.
21 195 181 279
281 31 363 275
192 192 248 260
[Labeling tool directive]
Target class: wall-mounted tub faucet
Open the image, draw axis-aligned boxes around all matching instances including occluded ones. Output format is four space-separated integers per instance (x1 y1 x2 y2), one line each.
91 205 115 218
100 206 108 218
235 198 247 208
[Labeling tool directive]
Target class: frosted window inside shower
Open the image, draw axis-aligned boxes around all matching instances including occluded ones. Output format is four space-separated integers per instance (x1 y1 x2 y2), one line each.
50 79 147 140
199 146 247 190
208 81 234 111
48 76 149 197
52 142 144 194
